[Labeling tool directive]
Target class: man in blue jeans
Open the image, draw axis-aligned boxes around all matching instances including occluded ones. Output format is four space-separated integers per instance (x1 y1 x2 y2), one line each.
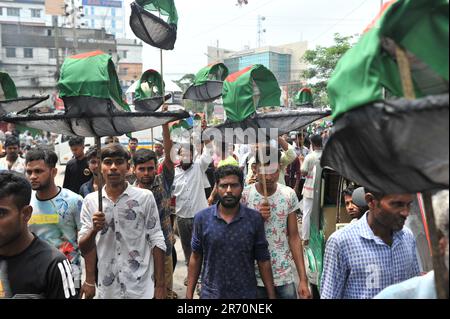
186 165 276 299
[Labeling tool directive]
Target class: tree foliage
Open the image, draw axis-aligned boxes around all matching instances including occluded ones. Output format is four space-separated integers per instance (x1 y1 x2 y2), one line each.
301 33 356 107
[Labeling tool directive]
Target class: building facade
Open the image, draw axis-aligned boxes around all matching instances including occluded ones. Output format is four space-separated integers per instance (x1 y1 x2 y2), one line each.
207 41 308 85
0 0 46 26
116 38 143 92
0 23 117 99
81 0 126 39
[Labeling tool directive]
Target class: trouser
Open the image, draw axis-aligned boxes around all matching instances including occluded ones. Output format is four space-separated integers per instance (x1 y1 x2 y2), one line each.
302 197 313 241
176 216 194 266
256 282 297 299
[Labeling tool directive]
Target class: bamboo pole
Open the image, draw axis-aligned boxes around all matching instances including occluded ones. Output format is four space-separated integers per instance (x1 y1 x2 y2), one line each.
95 136 103 212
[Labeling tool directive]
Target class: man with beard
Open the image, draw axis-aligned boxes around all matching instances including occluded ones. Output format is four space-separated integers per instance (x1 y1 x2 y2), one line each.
171 139 213 285
0 136 25 174
78 143 166 299
0 171 77 299
132 124 177 299
25 148 84 293
186 165 276 299
63 137 91 194
241 146 311 299
320 190 420 299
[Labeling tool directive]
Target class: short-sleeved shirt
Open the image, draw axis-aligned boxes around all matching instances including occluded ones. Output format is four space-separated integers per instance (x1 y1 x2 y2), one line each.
320 212 421 299
63 157 91 194
241 183 301 287
0 156 25 174
0 235 78 299
301 150 322 198
191 204 270 299
29 187 83 284
79 184 166 299
136 164 175 256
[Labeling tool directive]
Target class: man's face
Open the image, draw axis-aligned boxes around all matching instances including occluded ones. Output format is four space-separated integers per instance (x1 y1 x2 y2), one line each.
155 144 164 157
70 144 84 160
0 196 30 249
5 145 19 159
134 160 157 187
344 194 363 219
102 157 129 186
217 175 243 209
128 140 138 152
88 157 99 176
26 160 55 191
368 193 414 231
257 163 279 192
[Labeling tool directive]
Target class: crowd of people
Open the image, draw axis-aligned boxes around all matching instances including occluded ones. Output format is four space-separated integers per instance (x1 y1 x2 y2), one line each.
0 119 448 300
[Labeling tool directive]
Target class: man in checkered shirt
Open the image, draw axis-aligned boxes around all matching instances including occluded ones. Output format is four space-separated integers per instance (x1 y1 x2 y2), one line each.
320 190 420 299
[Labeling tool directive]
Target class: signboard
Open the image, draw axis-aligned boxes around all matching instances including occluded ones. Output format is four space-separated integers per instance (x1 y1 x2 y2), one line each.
45 0 65 16
82 0 122 8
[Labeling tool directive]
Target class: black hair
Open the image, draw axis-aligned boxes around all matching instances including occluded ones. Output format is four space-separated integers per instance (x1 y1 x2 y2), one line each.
214 165 244 187
310 134 323 148
101 143 130 161
68 136 85 147
129 137 139 143
0 171 32 210
133 149 158 166
255 145 281 166
4 135 20 148
85 146 98 160
343 184 356 197
25 147 58 168
365 189 385 200
303 136 311 149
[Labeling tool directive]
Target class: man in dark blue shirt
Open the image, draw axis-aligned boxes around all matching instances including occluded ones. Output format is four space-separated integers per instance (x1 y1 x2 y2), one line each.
186 165 276 299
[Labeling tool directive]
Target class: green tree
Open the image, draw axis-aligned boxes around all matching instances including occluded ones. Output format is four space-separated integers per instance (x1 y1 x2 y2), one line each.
301 33 356 107
174 73 195 92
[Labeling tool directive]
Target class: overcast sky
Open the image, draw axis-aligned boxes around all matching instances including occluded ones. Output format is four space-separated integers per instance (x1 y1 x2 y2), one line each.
124 0 383 80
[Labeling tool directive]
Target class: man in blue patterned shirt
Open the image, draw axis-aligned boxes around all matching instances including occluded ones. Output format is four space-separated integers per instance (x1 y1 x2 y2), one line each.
186 165 276 299
320 190 420 299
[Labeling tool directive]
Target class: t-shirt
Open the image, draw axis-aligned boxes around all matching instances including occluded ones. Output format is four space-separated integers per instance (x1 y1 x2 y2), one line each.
241 183 301 287
63 157 91 194
29 187 83 285
0 235 78 299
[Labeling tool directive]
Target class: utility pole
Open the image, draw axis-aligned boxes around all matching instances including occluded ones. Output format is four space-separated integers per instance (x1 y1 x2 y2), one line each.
71 0 78 54
53 15 61 80
257 15 266 48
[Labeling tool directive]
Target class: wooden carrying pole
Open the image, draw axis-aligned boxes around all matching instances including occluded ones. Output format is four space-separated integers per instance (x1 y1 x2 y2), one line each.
95 136 103 212
396 43 448 299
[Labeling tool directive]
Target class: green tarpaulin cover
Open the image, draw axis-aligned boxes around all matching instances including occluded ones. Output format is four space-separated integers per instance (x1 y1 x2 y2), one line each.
294 88 313 106
328 0 449 120
193 63 229 86
134 69 165 101
58 50 129 112
136 0 178 25
183 63 229 102
222 65 281 122
0 72 18 100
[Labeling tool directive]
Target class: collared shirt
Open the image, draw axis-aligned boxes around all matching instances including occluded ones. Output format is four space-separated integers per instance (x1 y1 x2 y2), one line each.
320 212 420 299
0 156 25 174
135 164 175 256
79 184 166 299
373 271 437 299
191 204 270 299
301 150 322 198
79 178 95 198
241 183 301 287
29 188 83 285
173 147 212 219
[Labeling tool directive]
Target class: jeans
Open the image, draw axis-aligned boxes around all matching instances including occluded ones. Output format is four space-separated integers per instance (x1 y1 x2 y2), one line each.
256 282 297 299
176 216 194 266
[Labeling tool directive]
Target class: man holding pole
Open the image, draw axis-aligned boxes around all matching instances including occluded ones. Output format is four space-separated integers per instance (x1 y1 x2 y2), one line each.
78 143 166 299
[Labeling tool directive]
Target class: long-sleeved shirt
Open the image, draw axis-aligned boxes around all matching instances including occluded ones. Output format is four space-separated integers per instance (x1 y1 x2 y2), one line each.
79 184 166 299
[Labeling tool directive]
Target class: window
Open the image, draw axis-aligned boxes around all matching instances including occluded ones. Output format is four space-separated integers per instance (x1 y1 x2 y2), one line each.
47 29 52 36
111 8 116 16
7 7 20 16
6 48 16 58
30 9 41 18
0 7 3 15
121 50 127 59
111 19 116 29
49 49 57 59
24 48 33 58
91 7 95 15
91 19 95 28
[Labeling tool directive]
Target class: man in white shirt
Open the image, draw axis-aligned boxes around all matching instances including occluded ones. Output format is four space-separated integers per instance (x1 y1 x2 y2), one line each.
300 134 323 245
0 135 25 174
78 143 166 299
171 141 213 275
